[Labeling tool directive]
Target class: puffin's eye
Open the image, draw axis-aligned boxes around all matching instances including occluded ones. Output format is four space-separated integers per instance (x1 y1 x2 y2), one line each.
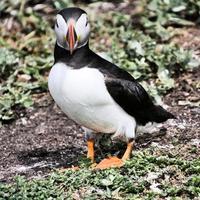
56 21 59 28
85 17 89 26
55 14 66 30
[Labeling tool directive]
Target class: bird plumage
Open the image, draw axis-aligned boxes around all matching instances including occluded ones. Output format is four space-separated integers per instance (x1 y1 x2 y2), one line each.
48 7 175 168
53 43 175 127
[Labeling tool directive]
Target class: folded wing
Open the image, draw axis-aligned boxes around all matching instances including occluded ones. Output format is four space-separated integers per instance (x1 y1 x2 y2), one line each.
105 77 175 125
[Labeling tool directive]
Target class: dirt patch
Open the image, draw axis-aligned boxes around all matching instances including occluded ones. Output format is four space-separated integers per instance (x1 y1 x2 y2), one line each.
0 95 85 182
172 27 200 64
173 27 200 50
0 68 199 182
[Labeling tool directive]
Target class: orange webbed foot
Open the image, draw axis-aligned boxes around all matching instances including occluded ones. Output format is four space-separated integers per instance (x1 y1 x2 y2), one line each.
94 156 124 169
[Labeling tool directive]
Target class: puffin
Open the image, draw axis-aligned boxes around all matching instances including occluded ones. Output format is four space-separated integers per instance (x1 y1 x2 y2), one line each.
48 7 175 169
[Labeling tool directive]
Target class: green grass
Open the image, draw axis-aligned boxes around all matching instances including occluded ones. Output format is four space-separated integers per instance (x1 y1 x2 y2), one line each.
0 151 199 199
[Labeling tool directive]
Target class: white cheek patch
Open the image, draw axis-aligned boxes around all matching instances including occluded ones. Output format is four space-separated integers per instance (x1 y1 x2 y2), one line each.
55 14 68 48
55 14 67 33
75 13 90 46
75 14 87 31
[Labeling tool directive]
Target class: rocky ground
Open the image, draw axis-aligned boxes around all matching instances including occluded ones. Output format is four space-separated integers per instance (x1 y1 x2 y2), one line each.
0 67 199 182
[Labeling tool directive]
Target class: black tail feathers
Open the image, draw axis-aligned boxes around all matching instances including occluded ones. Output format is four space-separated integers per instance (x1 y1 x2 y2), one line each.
148 105 176 123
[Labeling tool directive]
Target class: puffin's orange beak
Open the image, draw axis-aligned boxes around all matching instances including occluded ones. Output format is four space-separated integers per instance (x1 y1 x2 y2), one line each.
66 20 77 54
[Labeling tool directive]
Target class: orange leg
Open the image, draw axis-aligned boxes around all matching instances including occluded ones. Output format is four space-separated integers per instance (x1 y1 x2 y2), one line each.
87 139 95 163
59 138 96 171
95 140 134 169
122 140 134 161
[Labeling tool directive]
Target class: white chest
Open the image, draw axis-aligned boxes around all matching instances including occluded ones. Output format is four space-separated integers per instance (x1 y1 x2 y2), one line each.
48 63 113 130
48 62 113 104
48 63 136 138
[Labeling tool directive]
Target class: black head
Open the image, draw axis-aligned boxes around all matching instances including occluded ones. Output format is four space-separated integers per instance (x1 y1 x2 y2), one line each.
55 7 90 54
58 7 86 23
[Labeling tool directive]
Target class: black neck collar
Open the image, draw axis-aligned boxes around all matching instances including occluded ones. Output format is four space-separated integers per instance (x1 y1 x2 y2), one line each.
54 42 93 67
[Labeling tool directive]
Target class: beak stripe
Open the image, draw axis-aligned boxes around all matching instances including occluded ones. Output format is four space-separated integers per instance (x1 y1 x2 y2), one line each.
66 20 77 54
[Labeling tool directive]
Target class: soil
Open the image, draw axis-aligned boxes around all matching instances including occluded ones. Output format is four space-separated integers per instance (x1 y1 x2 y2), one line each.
0 25 200 182
0 67 199 182
0 94 85 182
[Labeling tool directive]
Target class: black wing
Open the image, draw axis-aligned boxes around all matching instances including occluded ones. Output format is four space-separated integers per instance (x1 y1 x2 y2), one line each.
105 77 175 125
88 52 175 125
105 77 156 125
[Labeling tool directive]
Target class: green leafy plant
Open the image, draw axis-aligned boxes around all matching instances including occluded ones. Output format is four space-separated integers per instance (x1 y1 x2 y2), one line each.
139 0 200 40
0 151 199 199
90 12 195 100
